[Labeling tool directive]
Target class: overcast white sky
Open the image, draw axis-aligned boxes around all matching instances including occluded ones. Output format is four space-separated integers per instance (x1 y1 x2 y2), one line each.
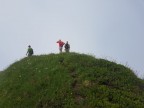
0 0 144 78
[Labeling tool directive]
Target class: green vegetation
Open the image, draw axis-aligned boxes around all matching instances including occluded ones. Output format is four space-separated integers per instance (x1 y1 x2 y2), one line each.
0 52 144 108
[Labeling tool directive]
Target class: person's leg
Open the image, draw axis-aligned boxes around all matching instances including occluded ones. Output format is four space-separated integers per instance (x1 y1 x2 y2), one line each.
68 48 70 52
28 53 31 57
65 49 69 52
59 47 62 53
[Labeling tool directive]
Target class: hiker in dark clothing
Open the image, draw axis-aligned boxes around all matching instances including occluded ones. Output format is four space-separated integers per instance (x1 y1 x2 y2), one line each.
64 41 70 52
26 45 34 57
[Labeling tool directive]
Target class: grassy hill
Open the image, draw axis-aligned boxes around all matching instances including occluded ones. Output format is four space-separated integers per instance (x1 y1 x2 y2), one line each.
0 52 144 108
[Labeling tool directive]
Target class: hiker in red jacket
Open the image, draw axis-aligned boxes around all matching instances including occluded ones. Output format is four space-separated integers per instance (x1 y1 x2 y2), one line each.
56 39 65 53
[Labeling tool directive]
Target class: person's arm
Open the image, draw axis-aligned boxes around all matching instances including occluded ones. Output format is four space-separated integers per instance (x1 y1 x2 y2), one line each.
26 50 28 55
56 40 60 43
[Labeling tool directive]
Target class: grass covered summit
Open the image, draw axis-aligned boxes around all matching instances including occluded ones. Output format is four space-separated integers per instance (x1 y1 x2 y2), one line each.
0 53 144 108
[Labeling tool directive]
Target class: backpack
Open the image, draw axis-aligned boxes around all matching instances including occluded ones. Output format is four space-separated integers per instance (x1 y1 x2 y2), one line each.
31 49 33 54
65 43 70 49
29 48 33 55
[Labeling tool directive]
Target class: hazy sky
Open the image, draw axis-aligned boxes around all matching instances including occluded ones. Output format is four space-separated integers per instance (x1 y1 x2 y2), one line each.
0 0 144 78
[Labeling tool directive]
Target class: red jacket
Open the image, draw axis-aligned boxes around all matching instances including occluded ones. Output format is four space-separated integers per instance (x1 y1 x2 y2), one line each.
57 40 65 47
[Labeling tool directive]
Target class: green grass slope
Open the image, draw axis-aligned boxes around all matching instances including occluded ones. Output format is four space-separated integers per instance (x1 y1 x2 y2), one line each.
0 53 144 108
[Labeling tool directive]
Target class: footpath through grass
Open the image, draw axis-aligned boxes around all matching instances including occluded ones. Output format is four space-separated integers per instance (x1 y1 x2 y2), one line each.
0 52 144 108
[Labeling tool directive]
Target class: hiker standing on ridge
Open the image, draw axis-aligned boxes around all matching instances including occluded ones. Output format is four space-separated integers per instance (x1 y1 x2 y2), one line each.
56 39 65 53
26 45 34 57
64 41 70 52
